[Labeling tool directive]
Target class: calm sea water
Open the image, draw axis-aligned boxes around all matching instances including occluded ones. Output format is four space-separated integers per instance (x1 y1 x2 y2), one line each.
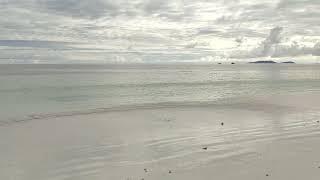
1 64 320 180
1 64 320 123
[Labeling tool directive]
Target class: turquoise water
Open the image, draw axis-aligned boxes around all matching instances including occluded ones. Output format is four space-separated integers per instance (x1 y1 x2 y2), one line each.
1 64 320 123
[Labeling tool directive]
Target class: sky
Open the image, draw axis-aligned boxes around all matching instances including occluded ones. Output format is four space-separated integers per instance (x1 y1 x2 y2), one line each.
0 0 319 63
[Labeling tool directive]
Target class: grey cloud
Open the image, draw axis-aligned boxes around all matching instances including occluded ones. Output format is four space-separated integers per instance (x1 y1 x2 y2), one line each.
0 0 120 18
196 29 223 36
143 0 170 13
39 0 119 18
235 37 243 47
313 42 320 56
277 0 320 9
231 27 284 58
231 27 320 59
140 0 193 21
0 40 72 49
270 41 320 58
261 27 283 56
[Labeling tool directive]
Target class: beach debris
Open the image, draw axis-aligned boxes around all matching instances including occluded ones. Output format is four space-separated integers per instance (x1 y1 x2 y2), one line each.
317 120 319 123
144 168 148 173
169 170 172 174
221 122 224 126
202 147 208 150
266 174 270 177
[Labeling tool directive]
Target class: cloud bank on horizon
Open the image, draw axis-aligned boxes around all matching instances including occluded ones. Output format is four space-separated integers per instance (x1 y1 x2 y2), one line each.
0 0 319 63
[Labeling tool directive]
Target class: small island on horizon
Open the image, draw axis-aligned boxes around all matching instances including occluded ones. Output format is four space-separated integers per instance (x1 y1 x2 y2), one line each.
282 61 295 64
249 60 277 64
249 60 296 64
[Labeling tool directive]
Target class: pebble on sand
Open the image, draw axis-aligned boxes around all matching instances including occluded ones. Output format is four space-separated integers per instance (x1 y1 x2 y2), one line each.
266 174 270 177
202 147 208 150
221 122 224 126
169 170 172 174
144 168 148 173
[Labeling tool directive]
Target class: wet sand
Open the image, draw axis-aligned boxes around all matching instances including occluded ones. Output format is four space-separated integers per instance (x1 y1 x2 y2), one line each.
1 92 320 180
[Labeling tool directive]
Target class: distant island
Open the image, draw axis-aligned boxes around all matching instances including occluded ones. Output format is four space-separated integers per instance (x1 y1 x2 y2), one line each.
282 61 295 64
249 60 277 64
249 60 296 64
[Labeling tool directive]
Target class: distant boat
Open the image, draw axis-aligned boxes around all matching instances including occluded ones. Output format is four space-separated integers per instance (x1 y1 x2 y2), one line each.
249 60 277 64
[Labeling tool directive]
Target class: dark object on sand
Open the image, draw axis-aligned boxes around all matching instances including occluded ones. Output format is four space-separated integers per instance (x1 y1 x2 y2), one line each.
316 120 319 123
221 122 224 126
218 63 222 64
144 168 148 173
202 147 208 150
169 170 172 174
250 60 277 64
282 61 295 64
266 174 269 177
231 62 235 64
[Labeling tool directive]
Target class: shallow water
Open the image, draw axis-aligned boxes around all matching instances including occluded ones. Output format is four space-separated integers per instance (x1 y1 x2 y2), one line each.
1 64 320 122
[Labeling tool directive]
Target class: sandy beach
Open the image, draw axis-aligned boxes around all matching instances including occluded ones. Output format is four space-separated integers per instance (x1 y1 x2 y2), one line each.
1 92 320 180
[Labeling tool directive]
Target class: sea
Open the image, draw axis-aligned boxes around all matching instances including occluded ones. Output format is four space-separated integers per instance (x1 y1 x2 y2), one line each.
1 63 320 124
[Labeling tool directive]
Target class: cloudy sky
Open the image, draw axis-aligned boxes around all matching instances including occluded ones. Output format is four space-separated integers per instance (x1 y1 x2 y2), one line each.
0 0 319 63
